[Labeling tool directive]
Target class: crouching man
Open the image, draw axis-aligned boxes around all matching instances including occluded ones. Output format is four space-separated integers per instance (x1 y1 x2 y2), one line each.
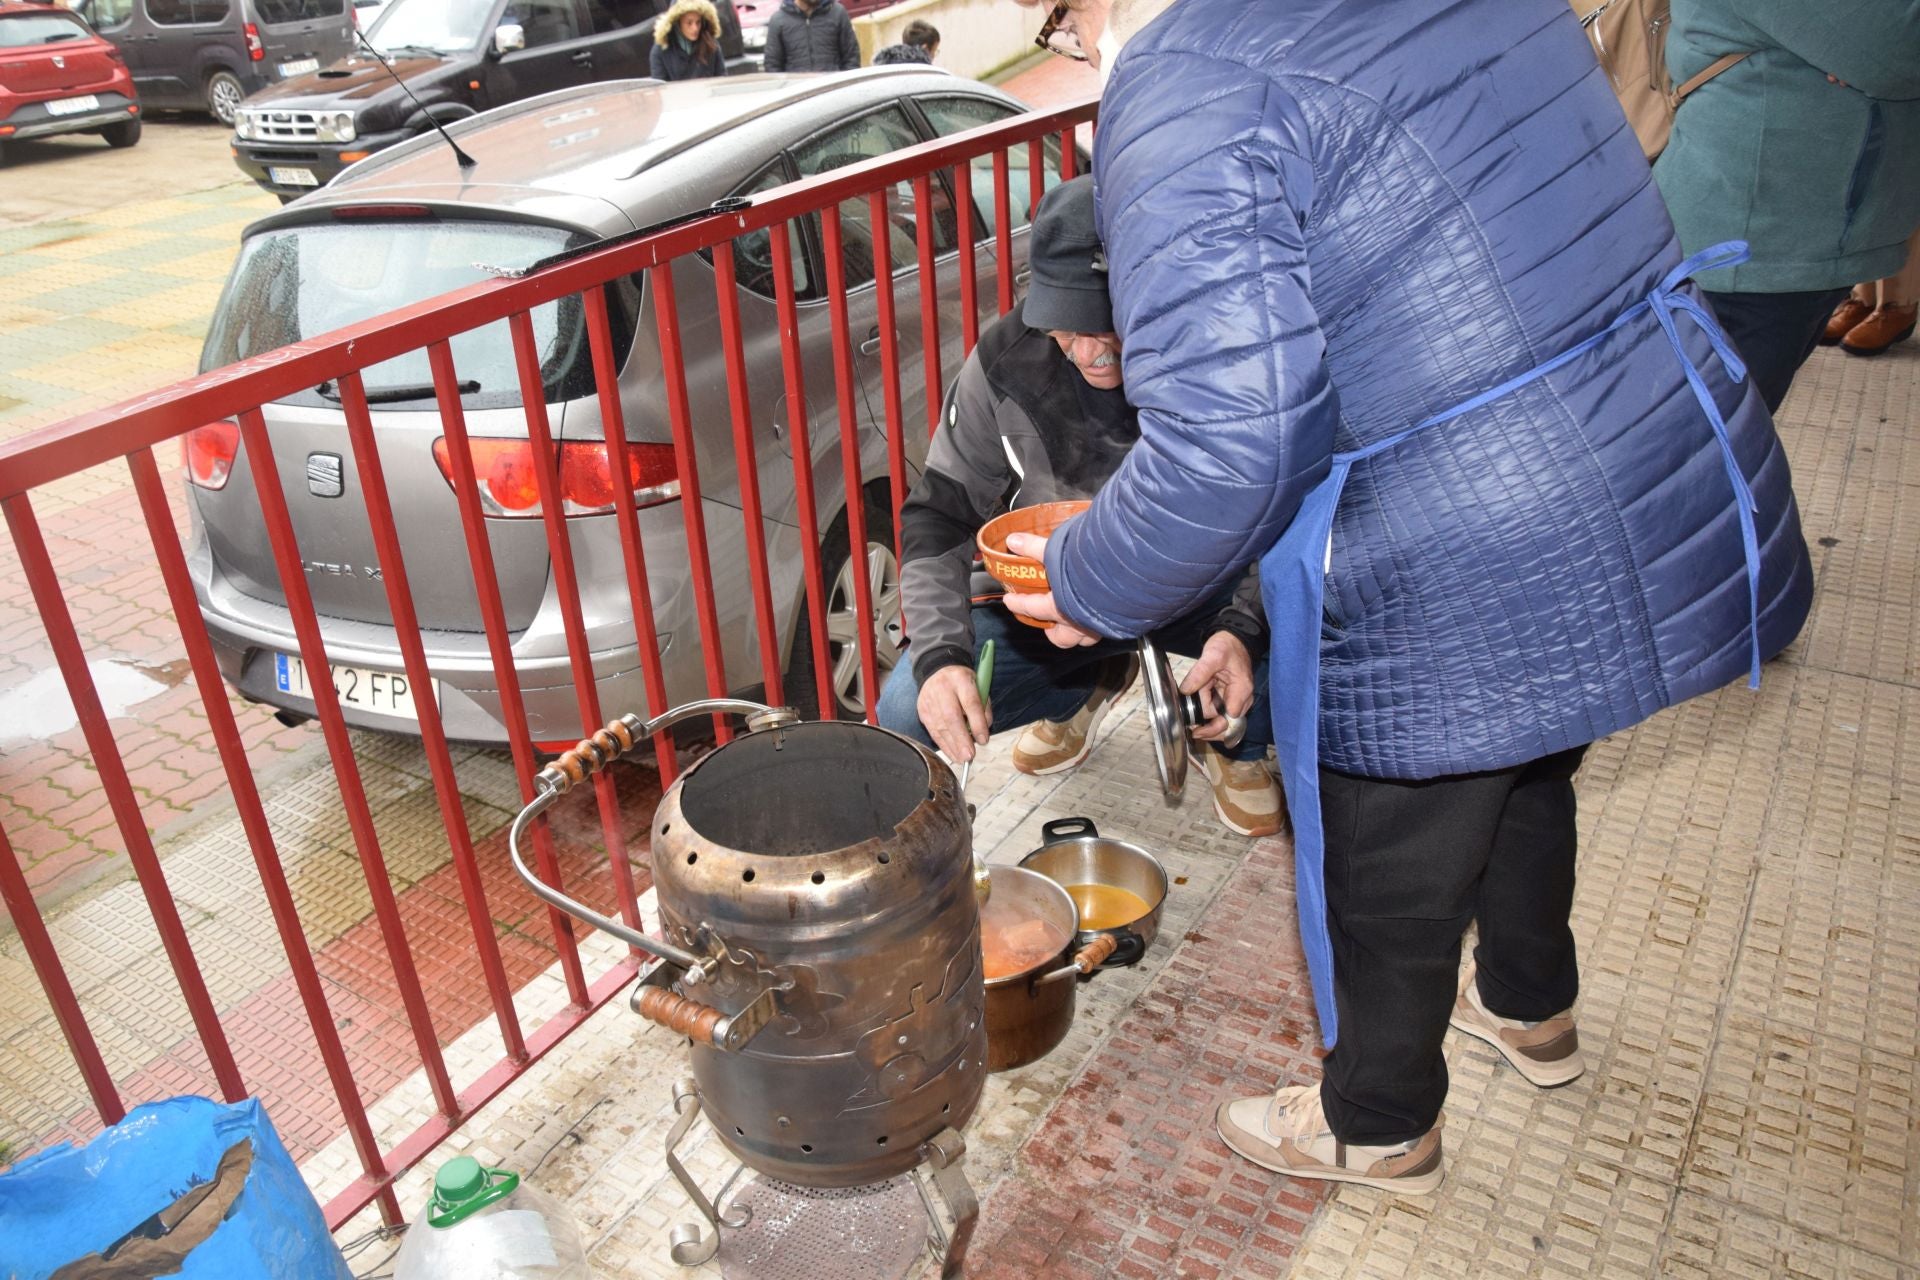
877 177 1284 836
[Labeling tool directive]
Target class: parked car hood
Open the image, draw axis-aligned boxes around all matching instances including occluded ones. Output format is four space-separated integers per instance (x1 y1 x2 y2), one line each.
244 51 449 108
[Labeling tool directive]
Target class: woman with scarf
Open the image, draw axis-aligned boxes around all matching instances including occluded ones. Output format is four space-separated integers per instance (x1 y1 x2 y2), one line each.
650 0 727 81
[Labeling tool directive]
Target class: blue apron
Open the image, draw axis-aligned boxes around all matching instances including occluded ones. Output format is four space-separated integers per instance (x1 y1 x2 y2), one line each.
1261 242 1762 1048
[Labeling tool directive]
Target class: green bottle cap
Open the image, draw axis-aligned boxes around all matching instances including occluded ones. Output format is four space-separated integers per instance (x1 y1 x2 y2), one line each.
434 1157 488 1205
427 1157 519 1226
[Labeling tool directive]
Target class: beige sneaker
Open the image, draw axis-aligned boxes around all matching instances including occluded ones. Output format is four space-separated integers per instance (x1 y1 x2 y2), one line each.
1448 963 1585 1087
1215 1082 1444 1194
1193 748 1284 837
1010 656 1137 776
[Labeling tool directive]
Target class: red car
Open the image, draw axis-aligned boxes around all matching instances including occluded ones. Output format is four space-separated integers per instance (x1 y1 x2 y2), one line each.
0 0 140 163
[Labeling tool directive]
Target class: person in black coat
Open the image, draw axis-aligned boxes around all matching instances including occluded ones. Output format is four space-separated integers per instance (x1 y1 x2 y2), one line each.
761 0 859 72
873 18 938 65
650 0 728 80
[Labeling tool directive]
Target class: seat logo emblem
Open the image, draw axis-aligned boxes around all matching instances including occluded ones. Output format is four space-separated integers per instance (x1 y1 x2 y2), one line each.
52 55 65 68
307 452 345 498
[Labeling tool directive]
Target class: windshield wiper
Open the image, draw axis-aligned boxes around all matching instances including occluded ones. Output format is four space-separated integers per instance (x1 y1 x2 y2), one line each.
374 43 445 58
316 378 478 403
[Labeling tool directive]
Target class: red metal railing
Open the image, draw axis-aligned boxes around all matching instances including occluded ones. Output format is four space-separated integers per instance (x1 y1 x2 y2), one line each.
0 94 1096 1230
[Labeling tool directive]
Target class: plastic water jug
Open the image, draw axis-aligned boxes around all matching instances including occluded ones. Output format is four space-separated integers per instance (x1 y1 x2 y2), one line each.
392 1156 589 1280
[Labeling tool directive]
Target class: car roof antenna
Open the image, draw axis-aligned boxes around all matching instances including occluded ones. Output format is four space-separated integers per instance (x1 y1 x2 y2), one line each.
352 29 477 170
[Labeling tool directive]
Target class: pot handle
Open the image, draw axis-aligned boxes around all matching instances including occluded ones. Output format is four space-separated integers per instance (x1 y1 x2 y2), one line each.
1041 816 1099 845
1034 933 1119 986
633 986 724 1046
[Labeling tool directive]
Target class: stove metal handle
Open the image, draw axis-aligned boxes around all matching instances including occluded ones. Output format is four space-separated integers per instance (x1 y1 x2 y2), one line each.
508 700 802 980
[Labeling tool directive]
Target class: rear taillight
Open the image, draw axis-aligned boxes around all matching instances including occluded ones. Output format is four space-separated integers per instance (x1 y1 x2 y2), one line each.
244 21 264 59
431 438 680 518
184 421 240 490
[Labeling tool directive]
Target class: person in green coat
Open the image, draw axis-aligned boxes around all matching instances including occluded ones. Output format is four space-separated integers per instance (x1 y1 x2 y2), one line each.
1653 0 1920 412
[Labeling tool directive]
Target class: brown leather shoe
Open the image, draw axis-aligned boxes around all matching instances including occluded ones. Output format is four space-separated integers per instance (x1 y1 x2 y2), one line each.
1839 303 1918 357
1821 296 1873 345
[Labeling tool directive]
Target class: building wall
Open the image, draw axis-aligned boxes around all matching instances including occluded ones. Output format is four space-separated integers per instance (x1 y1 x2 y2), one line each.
854 0 1038 83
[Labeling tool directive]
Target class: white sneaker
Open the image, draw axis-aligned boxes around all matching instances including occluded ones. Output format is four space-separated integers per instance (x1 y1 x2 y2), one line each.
1215 1082 1444 1194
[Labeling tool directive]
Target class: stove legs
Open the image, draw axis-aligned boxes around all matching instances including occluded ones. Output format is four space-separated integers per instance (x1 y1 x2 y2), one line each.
912 1128 978 1279
664 1078 751 1266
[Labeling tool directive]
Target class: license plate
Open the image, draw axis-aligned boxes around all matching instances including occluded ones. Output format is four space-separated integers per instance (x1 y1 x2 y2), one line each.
278 57 319 76
45 94 99 116
275 653 432 721
268 165 320 187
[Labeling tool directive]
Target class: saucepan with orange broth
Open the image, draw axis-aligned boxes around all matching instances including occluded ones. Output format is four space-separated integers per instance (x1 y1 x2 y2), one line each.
1017 817 1168 968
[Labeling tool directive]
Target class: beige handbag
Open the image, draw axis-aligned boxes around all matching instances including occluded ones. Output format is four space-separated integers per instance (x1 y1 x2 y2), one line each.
1574 0 1746 160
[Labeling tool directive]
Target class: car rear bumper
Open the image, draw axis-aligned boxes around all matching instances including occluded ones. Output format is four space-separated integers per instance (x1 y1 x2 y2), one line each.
231 129 406 196
0 93 138 141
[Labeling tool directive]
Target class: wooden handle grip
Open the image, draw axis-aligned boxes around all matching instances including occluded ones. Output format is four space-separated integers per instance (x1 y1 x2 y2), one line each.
1073 933 1119 974
551 718 638 788
634 986 724 1045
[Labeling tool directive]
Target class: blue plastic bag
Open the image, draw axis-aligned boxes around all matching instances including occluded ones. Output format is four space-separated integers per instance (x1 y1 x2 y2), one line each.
0 1096 351 1280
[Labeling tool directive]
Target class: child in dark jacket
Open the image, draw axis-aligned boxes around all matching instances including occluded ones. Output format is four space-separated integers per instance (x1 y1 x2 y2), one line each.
650 0 727 80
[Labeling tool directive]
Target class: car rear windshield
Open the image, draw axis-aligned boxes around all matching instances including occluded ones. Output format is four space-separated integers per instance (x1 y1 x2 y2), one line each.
202 218 638 410
253 0 345 23
0 11 94 44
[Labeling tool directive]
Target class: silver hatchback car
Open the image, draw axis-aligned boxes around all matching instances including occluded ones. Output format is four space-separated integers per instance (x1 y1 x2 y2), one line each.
188 70 1070 743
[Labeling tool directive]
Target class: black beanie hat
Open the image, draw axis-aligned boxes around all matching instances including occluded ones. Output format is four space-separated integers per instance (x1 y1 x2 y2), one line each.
1022 175 1111 334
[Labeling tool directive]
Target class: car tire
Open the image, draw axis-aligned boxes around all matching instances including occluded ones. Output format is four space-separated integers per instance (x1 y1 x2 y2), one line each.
102 117 141 148
204 70 244 125
783 488 902 721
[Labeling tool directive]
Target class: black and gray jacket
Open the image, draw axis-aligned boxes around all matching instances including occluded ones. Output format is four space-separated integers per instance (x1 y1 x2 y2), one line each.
901 302 1266 684
761 0 860 72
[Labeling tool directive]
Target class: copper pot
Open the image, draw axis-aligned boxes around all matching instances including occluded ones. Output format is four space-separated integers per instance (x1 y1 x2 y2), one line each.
981 866 1116 1071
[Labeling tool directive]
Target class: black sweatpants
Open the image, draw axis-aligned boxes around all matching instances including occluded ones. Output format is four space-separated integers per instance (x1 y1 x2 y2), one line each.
1705 286 1851 414
1317 744 1589 1145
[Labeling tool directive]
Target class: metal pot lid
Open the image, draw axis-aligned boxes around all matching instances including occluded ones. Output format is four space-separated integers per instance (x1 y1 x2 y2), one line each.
1137 634 1187 799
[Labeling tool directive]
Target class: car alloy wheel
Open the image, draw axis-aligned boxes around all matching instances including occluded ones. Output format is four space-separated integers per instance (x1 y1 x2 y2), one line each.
206 71 244 125
824 540 903 716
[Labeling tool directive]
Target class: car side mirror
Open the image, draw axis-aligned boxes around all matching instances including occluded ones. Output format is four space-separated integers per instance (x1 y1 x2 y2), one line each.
492 22 524 55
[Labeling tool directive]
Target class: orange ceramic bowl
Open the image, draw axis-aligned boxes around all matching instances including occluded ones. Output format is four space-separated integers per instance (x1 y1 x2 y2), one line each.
978 500 1090 625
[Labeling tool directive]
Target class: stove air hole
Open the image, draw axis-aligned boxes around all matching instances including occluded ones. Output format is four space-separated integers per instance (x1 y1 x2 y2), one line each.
661 822 671 835
875 1135 888 1146
942 1103 950 1114
742 869 755 883
735 1126 744 1137
801 1143 814 1153
810 871 825 885
877 852 891 865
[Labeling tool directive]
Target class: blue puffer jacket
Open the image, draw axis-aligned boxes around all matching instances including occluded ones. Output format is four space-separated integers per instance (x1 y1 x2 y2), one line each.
1047 0 1813 781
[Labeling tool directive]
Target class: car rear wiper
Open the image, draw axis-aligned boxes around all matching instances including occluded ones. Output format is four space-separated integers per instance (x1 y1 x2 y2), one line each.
316 379 478 403
44 30 83 40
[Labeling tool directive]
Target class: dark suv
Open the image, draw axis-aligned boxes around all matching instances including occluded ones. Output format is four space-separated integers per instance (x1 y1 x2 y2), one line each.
228 0 653 199
71 0 350 124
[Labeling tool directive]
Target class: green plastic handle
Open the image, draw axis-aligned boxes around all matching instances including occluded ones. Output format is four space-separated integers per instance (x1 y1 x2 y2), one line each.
975 639 995 709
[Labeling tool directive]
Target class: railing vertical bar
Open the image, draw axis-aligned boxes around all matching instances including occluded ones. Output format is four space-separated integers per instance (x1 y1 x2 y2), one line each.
992 149 1015 316
1027 138 1044 229
582 288 681 773
912 175 944 440
127 446 396 1206
1060 129 1077 180
507 310 643 939
2 491 247 1105
337 371 526 1060
710 243 786 702
427 341 591 1004
649 265 733 743
770 222 836 714
867 189 909 574
0 820 123 1126
233 406 458 1117
955 162 980 355
820 205 882 724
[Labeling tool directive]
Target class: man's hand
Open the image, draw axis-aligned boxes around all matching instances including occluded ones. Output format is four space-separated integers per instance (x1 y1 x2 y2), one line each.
1181 630 1254 741
1003 531 1102 648
918 664 990 762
